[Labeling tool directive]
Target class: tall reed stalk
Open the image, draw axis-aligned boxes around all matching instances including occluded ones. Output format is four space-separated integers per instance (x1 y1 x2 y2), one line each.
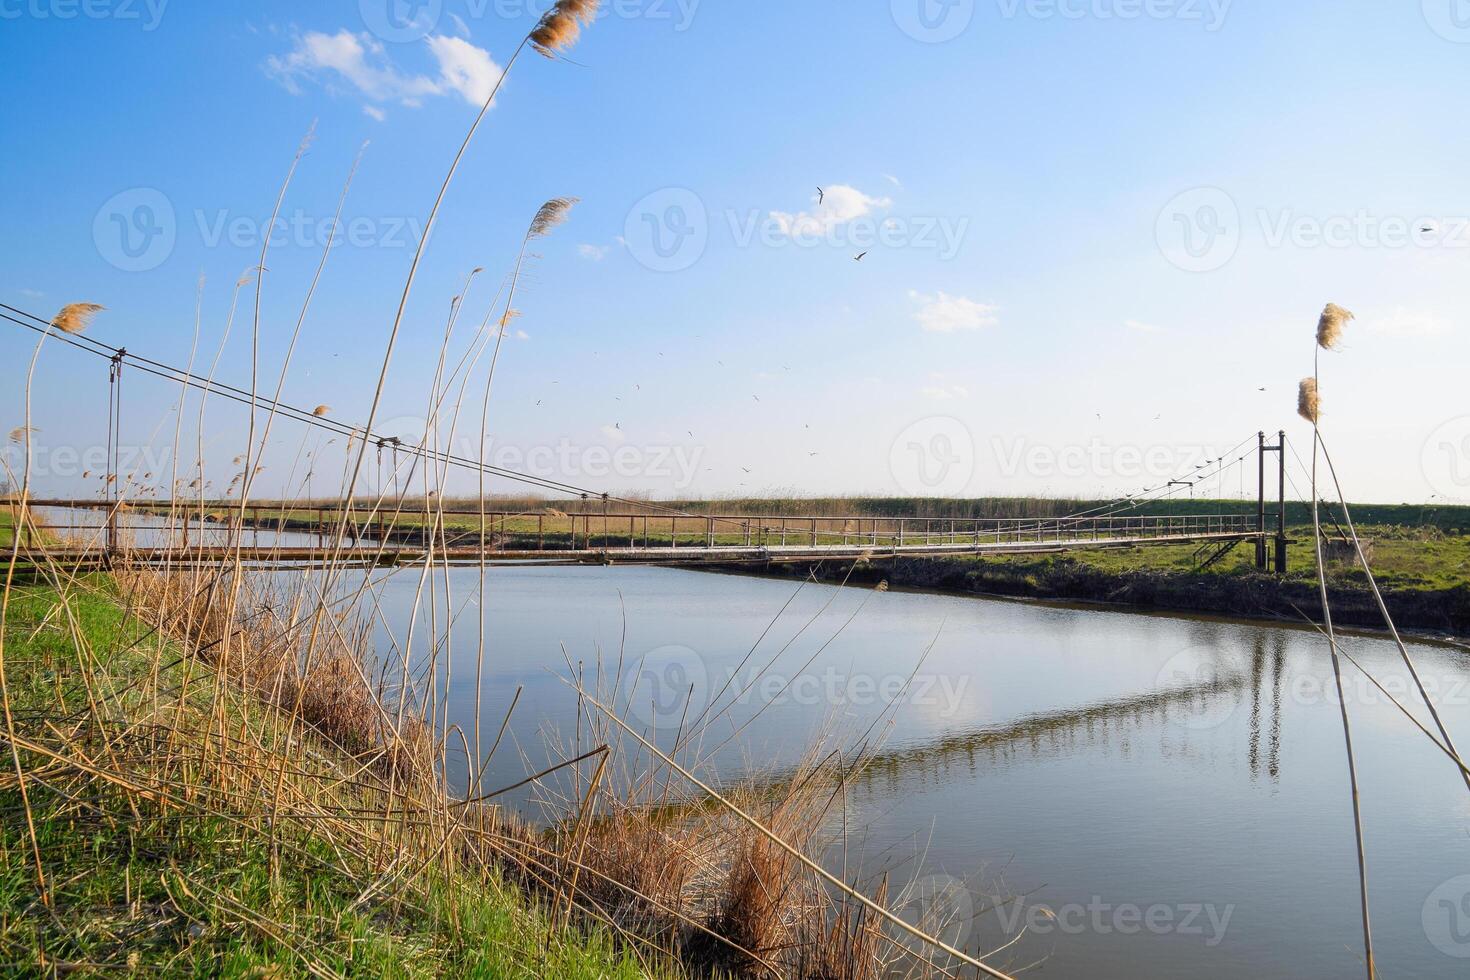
1301 302 1373 980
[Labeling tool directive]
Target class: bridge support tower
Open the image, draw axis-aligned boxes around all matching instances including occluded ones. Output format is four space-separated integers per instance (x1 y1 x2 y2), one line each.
1256 431 1287 573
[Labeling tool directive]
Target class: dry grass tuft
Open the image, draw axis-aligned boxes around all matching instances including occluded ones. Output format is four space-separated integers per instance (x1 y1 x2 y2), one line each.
529 0 601 58
529 197 579 238
116 567 433 784
1317 303 1353 350
312 404 332 417
1298 377 1320 424
50 302 104 335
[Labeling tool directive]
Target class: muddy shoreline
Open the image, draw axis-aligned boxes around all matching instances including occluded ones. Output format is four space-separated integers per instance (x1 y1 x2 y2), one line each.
690 555 1470 643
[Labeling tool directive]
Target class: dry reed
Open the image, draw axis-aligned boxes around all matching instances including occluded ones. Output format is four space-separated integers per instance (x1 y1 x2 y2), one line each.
1317 303 1353 350
530 0 601 58
530 197 579 237
1297 377 1319 424
50 302 104 335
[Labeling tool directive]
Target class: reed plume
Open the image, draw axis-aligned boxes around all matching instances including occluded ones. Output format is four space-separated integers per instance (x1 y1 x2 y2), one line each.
8 426 36 443
529 0 600 58
312 405 332 418
529 197 579 238
1317 303 1353 350
1297 377 1319 424
50 303 104 335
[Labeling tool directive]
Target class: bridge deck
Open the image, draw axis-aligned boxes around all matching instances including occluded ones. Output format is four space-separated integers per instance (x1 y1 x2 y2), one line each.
8 532 1265 571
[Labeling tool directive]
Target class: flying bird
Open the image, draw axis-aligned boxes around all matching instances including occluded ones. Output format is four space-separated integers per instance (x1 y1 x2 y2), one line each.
752 395 760 402
853 251 868 262
816 186 825 205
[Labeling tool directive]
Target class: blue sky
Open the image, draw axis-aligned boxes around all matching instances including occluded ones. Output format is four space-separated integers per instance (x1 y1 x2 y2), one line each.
3 0 1469 503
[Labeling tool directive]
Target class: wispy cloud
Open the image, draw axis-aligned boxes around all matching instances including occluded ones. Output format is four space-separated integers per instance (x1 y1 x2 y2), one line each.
909 290 998 333
1366 308 1449 338
921 383 970 401
883 173 902 188
363 104 386 122
770 184 891 239
578 243 610 261
265 30 501 112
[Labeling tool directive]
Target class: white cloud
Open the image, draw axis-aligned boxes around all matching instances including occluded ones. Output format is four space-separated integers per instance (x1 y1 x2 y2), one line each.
578 243 610 261
363 104 386 121
909 290 998 333
426 34 501 105
1125 319 1162 333
1366 308 1448 338
515 329 530 340
883 174 902 188
447 12 471 36
770 184 892 239
921 384 970 401
266 30 500 109
17 288 43 299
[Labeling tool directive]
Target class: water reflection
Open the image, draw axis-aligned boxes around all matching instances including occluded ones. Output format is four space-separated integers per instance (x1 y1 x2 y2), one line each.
845 655 1284 794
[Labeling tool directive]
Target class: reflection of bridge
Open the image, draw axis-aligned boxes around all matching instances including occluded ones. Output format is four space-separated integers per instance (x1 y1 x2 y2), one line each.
839 633 1288 792
16 501 1273 570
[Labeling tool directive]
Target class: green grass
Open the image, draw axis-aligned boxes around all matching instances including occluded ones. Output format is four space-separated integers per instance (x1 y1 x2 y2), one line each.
0 581 662 978
991 524 1470 592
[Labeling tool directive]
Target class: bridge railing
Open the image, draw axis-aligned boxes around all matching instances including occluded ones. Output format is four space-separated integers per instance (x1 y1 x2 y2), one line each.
26 502 1264 556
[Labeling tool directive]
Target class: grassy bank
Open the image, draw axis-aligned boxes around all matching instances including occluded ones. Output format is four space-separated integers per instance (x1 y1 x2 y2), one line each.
0 579 657 977
0 553 969 978
734 524 1470 636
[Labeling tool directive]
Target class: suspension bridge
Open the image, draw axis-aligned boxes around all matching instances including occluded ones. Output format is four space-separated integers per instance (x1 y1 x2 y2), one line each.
1 301 1293 572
